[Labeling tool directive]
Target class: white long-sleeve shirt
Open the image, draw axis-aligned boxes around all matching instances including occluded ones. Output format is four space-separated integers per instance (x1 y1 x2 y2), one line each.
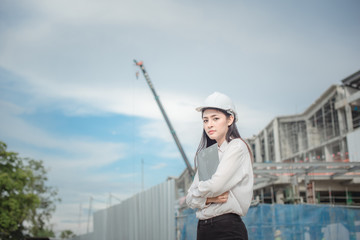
186 138 253 220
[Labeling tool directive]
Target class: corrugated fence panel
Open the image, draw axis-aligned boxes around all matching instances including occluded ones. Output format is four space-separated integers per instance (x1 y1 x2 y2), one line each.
72 179 175 240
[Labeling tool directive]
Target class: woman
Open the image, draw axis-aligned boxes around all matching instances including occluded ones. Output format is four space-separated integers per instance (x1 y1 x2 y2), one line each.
186 92 253 240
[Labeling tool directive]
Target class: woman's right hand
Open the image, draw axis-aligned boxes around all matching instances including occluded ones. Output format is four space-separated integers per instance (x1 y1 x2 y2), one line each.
206 191 229 204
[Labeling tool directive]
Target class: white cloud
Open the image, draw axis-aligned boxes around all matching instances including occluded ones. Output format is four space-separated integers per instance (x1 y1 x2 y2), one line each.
0 111 140 236
1 1 360 236
150 162 167 170
0 100 27 115
1 0 356 135
26 0 184 25
0 100 126 169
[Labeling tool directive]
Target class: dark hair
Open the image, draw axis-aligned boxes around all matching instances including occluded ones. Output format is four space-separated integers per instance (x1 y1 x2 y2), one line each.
194 108 241 168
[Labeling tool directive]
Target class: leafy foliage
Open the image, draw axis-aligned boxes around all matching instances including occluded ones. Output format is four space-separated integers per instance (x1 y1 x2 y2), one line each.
0 141 60 239
60 230 76 239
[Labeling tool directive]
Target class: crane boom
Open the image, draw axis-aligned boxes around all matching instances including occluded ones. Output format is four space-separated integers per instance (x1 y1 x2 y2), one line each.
134 59 195 178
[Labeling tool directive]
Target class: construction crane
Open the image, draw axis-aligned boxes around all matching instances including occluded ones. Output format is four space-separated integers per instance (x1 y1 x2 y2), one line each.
134 59 195 178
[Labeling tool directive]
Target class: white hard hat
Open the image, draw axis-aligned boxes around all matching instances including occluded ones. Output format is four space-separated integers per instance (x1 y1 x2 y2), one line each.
196 92 238 122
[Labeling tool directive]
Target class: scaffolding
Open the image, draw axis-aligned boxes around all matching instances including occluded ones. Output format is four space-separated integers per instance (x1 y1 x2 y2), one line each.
253 162 360 205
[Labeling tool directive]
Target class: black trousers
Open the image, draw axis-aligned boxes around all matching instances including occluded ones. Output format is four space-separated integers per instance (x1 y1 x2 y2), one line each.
197 213 248 240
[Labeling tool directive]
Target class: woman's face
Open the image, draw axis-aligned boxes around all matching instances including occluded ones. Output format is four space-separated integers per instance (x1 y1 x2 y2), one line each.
202 109 234 146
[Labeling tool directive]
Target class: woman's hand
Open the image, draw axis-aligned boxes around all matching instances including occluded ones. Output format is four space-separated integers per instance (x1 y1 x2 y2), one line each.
206 191 229 204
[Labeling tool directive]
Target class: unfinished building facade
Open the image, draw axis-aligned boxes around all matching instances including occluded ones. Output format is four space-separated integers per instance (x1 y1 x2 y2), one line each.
248 70 360 205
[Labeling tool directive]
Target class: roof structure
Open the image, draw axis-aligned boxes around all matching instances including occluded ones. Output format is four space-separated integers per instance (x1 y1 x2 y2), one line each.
342 70 360 90
253 162 360 190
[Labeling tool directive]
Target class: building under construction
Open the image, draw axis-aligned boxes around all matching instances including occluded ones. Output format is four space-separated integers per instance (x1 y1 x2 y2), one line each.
245 70 360 205
71 67 360 240
175 70 360 239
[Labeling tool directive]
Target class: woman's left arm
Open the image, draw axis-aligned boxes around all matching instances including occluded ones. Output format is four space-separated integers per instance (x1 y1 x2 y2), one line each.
193 140 251 198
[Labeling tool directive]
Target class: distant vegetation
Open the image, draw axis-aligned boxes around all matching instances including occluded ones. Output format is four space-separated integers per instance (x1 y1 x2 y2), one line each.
60 230 76 239
0 141 71 239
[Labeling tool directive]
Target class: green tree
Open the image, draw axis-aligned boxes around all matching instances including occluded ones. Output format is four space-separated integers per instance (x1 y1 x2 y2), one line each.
0 141 60 239
60 230 76 239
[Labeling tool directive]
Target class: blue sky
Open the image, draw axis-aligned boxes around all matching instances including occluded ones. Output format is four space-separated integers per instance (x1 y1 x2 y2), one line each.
1 0 360 235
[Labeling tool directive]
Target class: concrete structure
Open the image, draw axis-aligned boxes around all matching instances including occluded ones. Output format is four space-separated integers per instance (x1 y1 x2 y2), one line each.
247 70 360 205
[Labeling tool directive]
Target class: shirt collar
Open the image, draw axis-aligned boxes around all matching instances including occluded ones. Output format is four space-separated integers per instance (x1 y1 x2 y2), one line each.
218 140 228 153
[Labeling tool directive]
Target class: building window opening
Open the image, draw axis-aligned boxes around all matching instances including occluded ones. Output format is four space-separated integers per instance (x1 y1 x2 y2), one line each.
312 147 325 162
317 190 360 205
315 109 325 141
268 130 275 162
351 103 360 129
251 143 256 161
331 143 342 162
260 136 266 162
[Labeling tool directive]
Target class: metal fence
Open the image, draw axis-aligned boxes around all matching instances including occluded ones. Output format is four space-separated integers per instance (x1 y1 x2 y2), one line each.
72 179 176 240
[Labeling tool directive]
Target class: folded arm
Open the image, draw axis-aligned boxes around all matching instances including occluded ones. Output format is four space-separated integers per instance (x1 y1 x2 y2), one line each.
186 171 209 209
194 141 249 198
